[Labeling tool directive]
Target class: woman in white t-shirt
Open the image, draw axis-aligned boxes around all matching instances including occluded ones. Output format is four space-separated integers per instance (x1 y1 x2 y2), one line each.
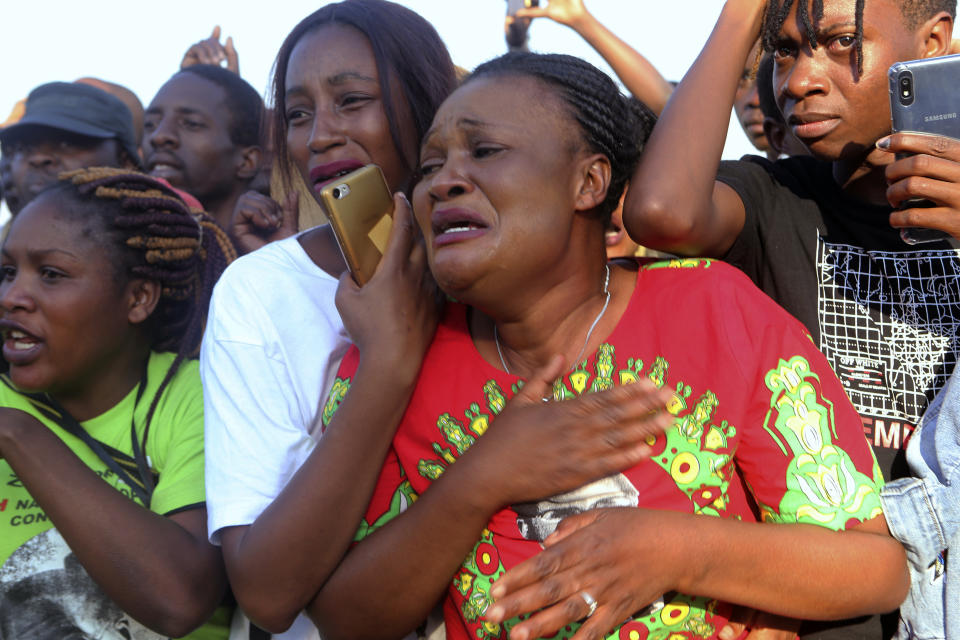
199 1 457 637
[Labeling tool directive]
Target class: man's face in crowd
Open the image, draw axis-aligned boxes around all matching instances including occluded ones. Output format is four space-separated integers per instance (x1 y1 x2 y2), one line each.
143 73 240 204
771 0 930 161
734 42 770 153
2 126 120 214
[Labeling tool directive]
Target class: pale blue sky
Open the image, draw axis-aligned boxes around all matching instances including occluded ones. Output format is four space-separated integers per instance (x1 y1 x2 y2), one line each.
1 1 754 165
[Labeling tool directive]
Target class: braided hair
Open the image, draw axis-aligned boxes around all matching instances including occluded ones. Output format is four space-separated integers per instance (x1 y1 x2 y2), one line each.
465 52 656 222
762 0 956 75
38 167 236 446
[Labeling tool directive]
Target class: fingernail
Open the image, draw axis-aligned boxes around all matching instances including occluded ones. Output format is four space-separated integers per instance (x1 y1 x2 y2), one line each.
876 136 891 149
719 628 735 640
486 605 504 621
399 192 411 206
490 583 504 598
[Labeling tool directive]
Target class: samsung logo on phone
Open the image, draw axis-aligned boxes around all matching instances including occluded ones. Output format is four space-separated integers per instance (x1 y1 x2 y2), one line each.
925 113 958 122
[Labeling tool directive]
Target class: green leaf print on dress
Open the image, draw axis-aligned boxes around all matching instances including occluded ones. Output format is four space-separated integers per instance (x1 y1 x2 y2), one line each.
761 356 883 528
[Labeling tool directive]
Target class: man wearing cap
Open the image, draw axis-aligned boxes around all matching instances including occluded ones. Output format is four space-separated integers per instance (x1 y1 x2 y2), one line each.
0 82 140 217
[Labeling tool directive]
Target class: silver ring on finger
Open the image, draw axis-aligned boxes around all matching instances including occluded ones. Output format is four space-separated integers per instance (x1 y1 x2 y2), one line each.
579 591 598 619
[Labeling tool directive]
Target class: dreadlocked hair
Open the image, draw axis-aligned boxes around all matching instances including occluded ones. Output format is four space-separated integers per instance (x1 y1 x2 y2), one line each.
466 52 656 223
762 0 956 75
43 167 236 453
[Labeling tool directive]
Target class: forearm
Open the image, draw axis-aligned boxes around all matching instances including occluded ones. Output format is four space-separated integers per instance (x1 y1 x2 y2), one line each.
676 514 908 618
626 0 764 254
309 454 499 640
222 361 420 632
568 11 673 114
1 422 224 637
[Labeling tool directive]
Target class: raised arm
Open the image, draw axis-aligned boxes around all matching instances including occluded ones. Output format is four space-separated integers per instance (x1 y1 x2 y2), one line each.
0 408 225 639
515 0 674 114
625 0 766 257
214 194 442 633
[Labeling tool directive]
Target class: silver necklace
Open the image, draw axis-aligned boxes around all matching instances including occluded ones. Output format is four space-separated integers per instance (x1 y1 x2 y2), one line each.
494 264 612 376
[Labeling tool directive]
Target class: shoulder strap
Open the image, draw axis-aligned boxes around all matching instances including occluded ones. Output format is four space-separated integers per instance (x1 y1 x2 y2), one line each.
0 374 156 506
129 362 157 503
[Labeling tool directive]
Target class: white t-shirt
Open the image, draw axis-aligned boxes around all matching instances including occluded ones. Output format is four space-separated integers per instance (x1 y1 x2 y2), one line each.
201 234 349 640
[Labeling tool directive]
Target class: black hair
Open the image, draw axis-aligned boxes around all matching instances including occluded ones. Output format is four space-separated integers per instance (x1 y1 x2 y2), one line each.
756 53 781 122
270 0 458 189
465 52 656 222
762 0 956 74
178 64 265 148
33 168 236 446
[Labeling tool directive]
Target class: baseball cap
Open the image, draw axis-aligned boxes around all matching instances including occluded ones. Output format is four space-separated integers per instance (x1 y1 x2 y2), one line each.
0 82 139 162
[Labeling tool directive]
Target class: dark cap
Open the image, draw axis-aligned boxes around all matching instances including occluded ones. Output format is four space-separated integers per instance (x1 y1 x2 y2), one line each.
0 82 139 162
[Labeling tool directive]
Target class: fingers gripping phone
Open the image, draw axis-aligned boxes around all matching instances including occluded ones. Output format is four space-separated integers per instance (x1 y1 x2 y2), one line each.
889 54 960 244
319 165 395 286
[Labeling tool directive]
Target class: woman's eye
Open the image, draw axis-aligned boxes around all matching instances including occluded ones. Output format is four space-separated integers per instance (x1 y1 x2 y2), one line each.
473 146 501 159
39 267 65 281
340 94 373 110
419 161 442 176
286 108 310 124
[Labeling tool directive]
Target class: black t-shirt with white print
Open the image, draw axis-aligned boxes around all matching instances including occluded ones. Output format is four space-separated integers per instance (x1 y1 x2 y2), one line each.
717 154 960 640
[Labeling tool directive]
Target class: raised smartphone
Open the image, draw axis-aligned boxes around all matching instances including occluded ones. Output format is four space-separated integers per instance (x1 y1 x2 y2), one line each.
319 165 395 286
889 54 960 244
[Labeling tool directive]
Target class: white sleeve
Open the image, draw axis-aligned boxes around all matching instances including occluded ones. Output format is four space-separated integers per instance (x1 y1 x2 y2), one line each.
200 266 340 544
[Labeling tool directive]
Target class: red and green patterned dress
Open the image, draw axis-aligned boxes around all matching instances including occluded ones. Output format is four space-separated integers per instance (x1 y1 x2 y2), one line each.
322 259 884 640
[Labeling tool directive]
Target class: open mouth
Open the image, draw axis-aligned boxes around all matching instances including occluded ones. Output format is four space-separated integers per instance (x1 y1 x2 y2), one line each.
2 326 43 364
605 224 626 247
310 161 365 192
431 209 489 246
147 158 183 181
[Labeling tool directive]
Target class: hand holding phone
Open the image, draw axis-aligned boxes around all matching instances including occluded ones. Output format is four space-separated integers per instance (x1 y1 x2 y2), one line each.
888 54 960 244
319 165 395 285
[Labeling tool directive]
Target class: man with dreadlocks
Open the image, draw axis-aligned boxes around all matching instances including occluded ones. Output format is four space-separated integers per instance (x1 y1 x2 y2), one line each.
0 168 235 639
627 0 956 637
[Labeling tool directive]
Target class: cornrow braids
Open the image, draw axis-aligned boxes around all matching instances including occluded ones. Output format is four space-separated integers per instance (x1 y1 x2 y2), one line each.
466 52 656 222
48 167 236 457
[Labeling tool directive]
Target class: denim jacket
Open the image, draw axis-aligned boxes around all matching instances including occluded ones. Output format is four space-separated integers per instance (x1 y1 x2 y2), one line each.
881 367 960 640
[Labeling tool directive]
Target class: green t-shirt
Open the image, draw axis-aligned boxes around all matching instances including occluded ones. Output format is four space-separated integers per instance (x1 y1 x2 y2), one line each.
0 351 229 639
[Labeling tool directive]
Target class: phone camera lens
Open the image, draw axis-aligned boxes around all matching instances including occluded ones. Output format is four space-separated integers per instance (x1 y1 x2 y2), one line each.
332 188 342 199
897 72 914 106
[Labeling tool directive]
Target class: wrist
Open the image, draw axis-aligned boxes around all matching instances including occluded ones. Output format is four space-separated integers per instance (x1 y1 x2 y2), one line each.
565 7 594 34
722 0 767 36
354 355 419 397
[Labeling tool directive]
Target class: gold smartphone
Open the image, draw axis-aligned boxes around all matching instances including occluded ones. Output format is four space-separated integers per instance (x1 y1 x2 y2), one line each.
319 165 395 286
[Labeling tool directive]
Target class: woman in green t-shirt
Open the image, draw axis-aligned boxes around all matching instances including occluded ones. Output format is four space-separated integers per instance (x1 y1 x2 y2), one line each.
0 167 234 639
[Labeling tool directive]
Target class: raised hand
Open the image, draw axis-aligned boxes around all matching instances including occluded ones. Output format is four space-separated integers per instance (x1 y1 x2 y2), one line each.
514 0 588 27
180 26 239 74
334 192 442 383
230 190 299 255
